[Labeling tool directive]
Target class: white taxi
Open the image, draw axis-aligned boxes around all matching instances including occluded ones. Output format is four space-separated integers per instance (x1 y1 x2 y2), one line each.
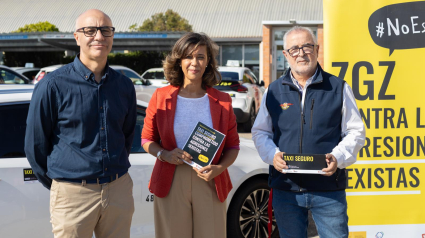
140 68 169 87
0 85 279 238
215 67 265 132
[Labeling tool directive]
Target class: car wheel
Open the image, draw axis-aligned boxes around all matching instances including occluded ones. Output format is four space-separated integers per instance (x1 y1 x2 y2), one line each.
227 178 279 238
242 104 256 132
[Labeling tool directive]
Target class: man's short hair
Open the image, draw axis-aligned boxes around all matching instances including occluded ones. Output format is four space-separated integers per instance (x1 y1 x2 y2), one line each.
283 26 318 49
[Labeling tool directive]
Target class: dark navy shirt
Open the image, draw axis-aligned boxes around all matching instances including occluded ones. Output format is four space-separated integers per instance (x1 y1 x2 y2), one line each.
25 56 137 189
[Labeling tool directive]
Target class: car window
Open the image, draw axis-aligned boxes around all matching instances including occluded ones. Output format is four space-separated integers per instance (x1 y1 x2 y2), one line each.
243 70 255 84
131 106 147 153
0 102 145 158
219 72 239 81
122 70 141 79
21 70 39 80
143 71 165 80
0 69 26 84
22 71 33 79
0 103 29 158
249 71 259 84
119 69 144 85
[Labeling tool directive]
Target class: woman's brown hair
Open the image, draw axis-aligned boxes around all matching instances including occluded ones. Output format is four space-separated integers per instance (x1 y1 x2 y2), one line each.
163 32 221 88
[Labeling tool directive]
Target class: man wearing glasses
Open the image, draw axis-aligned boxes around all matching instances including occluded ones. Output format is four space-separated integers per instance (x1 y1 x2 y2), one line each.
252 26 365 237
25 9 136 237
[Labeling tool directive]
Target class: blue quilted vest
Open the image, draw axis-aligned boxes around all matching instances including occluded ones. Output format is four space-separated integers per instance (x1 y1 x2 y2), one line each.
266 64 346 191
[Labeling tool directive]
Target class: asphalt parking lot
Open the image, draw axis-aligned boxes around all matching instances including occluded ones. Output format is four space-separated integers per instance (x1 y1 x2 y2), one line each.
238 132 252 140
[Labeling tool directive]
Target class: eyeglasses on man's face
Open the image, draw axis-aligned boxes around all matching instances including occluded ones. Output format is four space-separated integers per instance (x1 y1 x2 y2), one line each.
76 26 115 37
285 44 316 57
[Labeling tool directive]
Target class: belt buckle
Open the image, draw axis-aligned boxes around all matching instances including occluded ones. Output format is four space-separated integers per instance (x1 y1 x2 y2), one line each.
96 173 120 185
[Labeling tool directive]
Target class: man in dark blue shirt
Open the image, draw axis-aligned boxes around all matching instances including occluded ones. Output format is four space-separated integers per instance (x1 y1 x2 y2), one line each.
25 9 136 238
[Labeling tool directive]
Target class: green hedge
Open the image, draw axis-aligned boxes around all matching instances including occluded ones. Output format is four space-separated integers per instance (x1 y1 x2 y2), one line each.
3 52 67 68
106 51 168 74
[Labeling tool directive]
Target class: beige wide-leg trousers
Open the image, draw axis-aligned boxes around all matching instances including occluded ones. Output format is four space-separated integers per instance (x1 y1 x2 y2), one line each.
154 164 226 238
50 173 135 238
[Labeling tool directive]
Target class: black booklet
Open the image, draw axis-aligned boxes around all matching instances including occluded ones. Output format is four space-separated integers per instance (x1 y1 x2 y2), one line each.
281 154 327 174
23 168 38 183
182 122 225 169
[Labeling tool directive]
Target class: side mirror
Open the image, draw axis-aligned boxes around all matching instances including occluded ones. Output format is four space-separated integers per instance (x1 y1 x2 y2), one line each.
258 81 265 87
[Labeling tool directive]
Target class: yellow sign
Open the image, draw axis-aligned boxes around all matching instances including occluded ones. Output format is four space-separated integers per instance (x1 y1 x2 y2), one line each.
24 169 33 175
219 82 232 86
324 0 425 234
348 231 366 238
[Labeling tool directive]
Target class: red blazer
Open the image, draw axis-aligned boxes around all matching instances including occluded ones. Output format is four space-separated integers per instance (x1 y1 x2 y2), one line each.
142 85 240 202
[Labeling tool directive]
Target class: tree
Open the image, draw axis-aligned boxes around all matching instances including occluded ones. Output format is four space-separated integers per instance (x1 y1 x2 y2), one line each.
128 23 139 32
130 9 192 32
13 21 59 33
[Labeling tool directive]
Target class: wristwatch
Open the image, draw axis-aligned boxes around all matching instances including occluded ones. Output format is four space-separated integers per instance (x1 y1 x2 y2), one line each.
156 149 165 162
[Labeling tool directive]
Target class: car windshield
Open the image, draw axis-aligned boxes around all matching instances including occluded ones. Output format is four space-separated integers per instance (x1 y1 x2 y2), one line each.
121 70 141 79
219 72 239 81
0 69 26 84
143 71 165 80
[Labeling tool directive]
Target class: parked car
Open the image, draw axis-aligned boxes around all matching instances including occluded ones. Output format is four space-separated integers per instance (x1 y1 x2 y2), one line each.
110 65 152 86
12 67 41 82
0 66 31 84
33 64 63 84
33 64 158 102
110 65 157 102
142 66 265 132
141 68 169 87
215 66 265 132
0 85 278 238
34 64 152 86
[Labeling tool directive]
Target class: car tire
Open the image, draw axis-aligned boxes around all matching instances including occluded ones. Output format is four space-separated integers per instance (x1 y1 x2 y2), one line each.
227 178 279 238
242 104 256 132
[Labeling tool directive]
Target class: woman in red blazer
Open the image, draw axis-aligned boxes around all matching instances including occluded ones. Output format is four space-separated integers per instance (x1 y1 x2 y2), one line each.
142 32 240 238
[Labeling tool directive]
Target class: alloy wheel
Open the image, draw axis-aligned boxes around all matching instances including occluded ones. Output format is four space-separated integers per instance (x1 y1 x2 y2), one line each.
239 188 276 238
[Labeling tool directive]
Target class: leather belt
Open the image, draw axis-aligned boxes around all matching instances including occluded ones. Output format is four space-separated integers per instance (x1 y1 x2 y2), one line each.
61 171 127 185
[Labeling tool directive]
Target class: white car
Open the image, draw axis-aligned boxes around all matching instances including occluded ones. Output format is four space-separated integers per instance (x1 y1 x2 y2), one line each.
141 67 266 132
33 64 64 84
0 85 279 238
140 68 169 87
216 67 265 132
11 67 41 82
0 65 31 84
110 65 151 86
110 65 158 103
33 64 158 103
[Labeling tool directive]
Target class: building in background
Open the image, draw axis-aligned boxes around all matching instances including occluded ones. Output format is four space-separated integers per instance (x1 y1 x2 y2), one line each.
262 21 323 86
0 0 323 86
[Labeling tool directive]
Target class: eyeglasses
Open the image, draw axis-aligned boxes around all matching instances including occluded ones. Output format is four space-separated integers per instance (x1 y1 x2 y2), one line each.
76 26 115 37
285 44 316 57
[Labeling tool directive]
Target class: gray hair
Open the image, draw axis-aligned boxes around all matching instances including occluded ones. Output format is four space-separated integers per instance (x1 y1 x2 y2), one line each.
283 26 317 49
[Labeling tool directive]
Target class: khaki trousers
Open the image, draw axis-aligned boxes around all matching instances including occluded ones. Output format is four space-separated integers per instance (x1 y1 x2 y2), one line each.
154 164 226 238
50 173 135 238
